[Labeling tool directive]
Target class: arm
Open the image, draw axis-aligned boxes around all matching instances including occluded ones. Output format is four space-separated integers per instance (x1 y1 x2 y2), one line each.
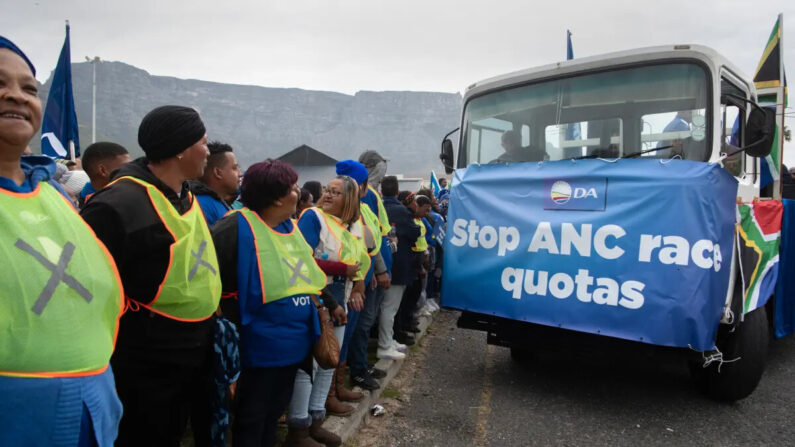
211 213 241 324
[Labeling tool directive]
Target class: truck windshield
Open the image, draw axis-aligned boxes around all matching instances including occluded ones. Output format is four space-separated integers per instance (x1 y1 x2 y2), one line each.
461 63 710 165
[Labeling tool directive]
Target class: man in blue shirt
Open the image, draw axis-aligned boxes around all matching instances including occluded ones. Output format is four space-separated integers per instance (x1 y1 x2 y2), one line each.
191 141 242 226
79 141 130 207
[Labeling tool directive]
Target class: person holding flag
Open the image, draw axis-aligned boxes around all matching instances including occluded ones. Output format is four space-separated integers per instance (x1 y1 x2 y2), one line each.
41 22 80 161
0 36 124 446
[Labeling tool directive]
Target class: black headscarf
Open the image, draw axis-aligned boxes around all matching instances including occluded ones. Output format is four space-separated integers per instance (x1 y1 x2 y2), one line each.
138 105 206 162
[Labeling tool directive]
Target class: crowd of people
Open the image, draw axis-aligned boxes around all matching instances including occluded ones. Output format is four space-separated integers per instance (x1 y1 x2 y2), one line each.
0 36 450 447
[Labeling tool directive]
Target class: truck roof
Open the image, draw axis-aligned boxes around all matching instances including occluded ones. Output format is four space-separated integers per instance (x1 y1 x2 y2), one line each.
463 44 752 101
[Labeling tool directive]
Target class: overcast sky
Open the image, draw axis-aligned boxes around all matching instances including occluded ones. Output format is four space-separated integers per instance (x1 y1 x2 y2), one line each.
3 0 794 164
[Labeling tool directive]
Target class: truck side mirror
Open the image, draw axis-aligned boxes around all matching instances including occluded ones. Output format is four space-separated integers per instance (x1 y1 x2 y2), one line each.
440 138 455 174
744 107 776 158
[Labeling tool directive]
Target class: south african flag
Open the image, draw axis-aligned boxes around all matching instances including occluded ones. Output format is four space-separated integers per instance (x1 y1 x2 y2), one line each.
737 201 782 314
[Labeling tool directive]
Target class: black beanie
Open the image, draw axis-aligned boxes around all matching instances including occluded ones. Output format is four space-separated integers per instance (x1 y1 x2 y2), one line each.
138 105 206 162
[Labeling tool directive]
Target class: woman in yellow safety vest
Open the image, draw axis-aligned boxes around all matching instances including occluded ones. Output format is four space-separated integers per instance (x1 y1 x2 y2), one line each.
286 174 370 445
81 105 221 446
211 159 333 447
0 36 124 446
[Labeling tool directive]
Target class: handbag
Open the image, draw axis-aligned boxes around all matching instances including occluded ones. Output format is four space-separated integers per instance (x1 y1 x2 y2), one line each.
312 295 340 369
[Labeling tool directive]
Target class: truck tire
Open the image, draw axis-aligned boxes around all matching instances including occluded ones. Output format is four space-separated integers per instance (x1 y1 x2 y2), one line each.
690 306 769 402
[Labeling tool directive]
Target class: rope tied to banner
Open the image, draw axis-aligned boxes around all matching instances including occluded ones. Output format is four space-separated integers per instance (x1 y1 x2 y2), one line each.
659 154 683 164
687 344 741 373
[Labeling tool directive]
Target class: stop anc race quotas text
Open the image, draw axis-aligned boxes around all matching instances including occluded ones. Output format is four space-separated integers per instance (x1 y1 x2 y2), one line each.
448 219 723 310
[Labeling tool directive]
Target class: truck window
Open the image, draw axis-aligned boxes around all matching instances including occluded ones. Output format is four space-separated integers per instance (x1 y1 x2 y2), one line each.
461 63 710 166
545 118 623 159
720 78 748 179
640 108 706 159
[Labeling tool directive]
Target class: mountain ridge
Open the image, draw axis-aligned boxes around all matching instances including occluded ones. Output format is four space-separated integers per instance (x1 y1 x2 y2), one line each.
34 61 462 177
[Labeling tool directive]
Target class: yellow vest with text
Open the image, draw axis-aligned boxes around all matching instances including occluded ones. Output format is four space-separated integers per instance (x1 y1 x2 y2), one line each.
113 177 221 321
412 218 428 252
0 182 124 377
308 207 371 282
238 208 327 303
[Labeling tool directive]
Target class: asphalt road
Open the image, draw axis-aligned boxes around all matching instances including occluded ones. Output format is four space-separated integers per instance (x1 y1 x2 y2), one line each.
352 310 795 447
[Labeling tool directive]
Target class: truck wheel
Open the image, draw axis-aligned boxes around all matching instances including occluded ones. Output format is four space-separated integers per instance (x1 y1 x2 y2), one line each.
690 306 769 402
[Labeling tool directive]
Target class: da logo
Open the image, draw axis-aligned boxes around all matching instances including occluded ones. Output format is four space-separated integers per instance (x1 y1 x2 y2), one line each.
550 181 572 204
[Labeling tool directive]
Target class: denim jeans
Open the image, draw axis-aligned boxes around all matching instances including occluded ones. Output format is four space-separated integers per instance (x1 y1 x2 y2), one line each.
339 307 360 363
286 281 346 424
347 285 384 373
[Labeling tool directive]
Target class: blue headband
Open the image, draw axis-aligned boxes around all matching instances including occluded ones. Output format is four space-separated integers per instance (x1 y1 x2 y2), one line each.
0 36 36 76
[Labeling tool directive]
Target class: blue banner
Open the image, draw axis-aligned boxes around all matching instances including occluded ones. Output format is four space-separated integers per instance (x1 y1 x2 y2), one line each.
441 159 738 351
41 24 80 159
775 199 795 338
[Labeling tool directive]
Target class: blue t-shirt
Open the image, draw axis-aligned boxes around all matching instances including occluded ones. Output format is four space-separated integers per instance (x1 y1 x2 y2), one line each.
0 155 122 446
236 214 320 368
80 182 97 201
197 193 232 227
423 217 434 247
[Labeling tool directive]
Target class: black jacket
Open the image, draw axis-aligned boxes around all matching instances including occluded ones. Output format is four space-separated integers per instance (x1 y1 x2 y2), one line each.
383 196 421 285
81 158 213 365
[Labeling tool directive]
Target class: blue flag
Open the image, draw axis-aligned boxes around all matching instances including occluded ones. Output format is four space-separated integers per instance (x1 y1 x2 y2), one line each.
41 23 80 159
430 170 441 196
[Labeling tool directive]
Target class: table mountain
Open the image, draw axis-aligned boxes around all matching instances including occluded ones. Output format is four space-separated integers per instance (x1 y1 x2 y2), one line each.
34 61 461 177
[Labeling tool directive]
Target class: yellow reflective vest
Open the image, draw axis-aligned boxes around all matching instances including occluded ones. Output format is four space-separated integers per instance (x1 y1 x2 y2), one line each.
112 176 221 321
0 182 123 377
237 208 327 303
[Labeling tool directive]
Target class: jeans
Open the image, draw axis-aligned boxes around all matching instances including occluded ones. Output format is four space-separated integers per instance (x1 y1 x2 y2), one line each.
348 285 384 373
287 281 346 424
286 323 346 424
378 284 406 350
340 307 360 363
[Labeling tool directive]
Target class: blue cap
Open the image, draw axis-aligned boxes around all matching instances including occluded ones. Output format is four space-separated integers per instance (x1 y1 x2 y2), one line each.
335 159 369 185
0 36 36 76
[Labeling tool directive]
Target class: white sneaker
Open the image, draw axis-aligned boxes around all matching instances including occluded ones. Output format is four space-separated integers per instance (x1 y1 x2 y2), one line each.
392 340 407 352
377 347 406 360
427 300 440 311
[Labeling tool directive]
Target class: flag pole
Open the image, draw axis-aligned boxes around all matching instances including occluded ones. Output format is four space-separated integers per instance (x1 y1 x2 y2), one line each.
66 20 75 162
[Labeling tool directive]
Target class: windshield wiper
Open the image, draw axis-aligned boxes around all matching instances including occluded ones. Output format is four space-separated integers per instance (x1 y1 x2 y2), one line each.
564 145 674 161
620 145 673 159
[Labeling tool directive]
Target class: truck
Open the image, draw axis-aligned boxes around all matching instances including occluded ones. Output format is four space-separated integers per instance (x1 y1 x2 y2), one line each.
439 44 790 402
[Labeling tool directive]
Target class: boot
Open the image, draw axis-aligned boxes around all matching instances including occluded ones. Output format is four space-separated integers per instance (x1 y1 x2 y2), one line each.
325 372 354 417
309 418 342 447
285 426 324 447
335 362 363 402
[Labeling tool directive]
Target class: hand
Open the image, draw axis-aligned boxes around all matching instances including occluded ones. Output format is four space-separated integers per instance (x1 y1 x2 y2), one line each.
345 262 362 279
419 268 427 278
376 272 391 289
228 380 237 402
349 290 364 312
331 306 347 325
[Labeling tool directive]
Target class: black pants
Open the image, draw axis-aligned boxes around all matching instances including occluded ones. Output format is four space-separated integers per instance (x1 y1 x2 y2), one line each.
232 363 301 447
112 349 213 447
395 274 422 333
